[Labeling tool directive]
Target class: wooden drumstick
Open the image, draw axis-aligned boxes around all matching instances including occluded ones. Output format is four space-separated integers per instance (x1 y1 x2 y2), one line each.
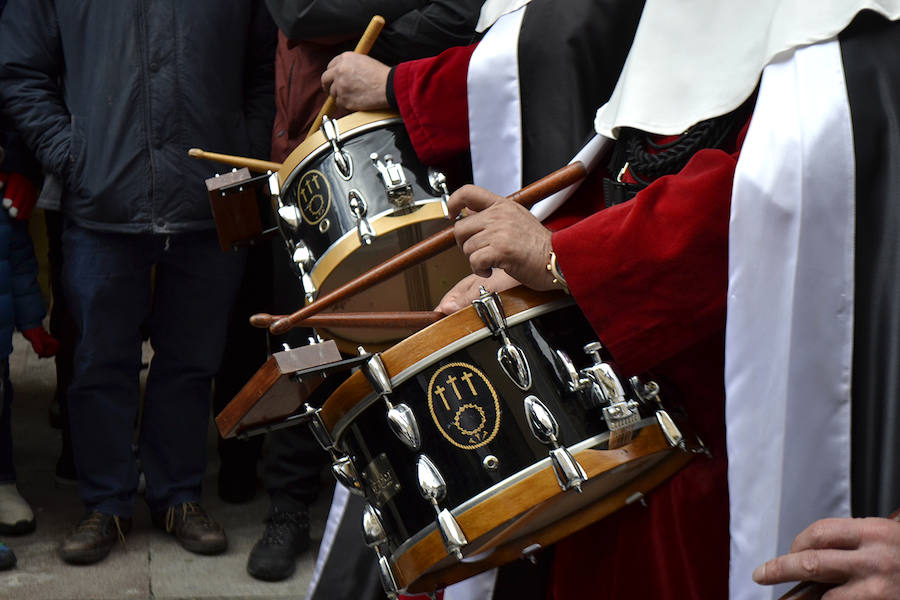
306 15 386 138
249 310 444 330
776 507 900 600
256 161 587 335
188 148 282 173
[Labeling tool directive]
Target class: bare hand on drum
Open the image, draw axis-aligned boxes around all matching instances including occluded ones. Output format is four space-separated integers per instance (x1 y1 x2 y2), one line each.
436 269 521 315
321 52 391 111
753 517 900 598
448 185 556 292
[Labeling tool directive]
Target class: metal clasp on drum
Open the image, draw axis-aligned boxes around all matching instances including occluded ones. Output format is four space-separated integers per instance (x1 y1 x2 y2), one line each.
321 116 353 180
371 153 414 208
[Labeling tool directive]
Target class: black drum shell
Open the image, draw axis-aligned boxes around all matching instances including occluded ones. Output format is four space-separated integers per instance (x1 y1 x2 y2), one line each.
275 114 472 349
334 302 615 549
278 116 441 266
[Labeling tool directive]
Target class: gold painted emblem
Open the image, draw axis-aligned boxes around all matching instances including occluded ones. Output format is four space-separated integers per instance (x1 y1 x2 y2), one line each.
427 362 500 450
295 169 331 225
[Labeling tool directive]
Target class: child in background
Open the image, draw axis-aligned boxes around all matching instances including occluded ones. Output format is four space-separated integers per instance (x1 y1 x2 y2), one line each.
0 149 60 570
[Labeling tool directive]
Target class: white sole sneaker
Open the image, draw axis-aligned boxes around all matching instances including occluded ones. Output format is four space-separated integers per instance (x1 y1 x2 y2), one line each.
0 483 35 535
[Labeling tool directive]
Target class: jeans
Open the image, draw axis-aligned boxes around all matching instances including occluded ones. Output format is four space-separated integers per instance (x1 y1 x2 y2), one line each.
62 224 245 515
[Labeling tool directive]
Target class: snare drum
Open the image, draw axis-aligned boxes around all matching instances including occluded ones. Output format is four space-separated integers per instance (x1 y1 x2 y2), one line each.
319 287 695 594
274 111 471 351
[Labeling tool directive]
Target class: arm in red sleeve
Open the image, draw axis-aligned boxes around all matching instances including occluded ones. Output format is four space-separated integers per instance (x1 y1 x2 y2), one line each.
393 44 477 165
551 148 737 376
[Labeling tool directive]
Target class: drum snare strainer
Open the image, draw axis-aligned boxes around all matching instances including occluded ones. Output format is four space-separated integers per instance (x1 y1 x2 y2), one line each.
314 287 703 596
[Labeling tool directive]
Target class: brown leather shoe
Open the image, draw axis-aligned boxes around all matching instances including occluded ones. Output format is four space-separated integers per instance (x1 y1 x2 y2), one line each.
155 502 227 555
60 512 131 565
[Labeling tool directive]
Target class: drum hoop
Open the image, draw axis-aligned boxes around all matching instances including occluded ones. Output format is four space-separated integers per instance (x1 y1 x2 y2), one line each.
326 295 573 442
278 111 402 188
392 432 693 593
308 200 449 294
388 417 659 559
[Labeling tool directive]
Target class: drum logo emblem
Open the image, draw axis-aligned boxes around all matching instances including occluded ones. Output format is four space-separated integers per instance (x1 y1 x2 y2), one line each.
427 362 500 450
295 169 331 225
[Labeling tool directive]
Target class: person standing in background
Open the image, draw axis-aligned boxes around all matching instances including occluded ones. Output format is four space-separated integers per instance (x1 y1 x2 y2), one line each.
0 0 275 565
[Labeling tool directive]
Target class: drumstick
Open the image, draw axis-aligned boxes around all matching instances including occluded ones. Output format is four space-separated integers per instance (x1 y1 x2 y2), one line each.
306 15 386 138
188 148 282 173
249 310 444 330
254 161 587 335
776 507 900 600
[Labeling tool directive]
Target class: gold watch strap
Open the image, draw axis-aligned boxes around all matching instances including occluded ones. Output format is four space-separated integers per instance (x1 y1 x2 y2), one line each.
547 250 569 294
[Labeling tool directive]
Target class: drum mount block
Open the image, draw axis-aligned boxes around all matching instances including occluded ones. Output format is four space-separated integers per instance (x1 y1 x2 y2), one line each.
206 168 276 252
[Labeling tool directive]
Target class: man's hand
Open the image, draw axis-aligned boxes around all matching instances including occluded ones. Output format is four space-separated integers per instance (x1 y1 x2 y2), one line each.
22 326 60 358
753 517 900 599
436 270 521 315
321 53 391 112
447 185 556 292
0 172 38 221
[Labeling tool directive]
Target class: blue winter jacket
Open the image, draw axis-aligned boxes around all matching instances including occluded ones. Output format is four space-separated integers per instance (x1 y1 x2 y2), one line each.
0 0 45 361
0 0 275 234
0 210 45 360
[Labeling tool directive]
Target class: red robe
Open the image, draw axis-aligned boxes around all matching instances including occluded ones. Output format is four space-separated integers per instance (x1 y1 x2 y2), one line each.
393 44 475 166
394 50 741 600
546 148 737 599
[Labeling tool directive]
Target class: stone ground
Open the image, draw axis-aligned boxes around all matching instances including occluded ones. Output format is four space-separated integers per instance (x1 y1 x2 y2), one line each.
0 333 332 600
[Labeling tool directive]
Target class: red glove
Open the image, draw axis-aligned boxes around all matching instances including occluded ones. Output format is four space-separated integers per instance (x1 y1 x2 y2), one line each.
22 327 59 358
0 172 38 221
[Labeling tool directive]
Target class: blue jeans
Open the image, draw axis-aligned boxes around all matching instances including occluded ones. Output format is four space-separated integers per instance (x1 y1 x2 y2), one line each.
62 224 245 515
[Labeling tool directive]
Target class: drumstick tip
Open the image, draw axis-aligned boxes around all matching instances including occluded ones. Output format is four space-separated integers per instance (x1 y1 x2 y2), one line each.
188 148 203 157
270 317 291 335
249 313 274 328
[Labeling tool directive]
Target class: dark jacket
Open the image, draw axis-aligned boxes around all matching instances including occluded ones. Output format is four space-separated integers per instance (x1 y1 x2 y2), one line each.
0 0 276 234
265 0 482 64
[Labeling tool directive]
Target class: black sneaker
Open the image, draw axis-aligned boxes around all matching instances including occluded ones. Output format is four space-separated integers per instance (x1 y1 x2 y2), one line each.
153 502 227 555
246 507 310 581
59 512 131 565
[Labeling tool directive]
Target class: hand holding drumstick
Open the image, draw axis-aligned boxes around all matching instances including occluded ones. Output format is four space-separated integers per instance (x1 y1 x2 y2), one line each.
321 53 392 112
755 509 900 599
307 15 385 136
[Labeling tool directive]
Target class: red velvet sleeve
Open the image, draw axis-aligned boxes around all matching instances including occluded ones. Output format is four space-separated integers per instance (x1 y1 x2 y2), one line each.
551 148 737 376
393 44 477 165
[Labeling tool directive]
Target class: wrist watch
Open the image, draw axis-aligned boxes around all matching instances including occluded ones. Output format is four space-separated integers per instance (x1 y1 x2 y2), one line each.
546 250 569 294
